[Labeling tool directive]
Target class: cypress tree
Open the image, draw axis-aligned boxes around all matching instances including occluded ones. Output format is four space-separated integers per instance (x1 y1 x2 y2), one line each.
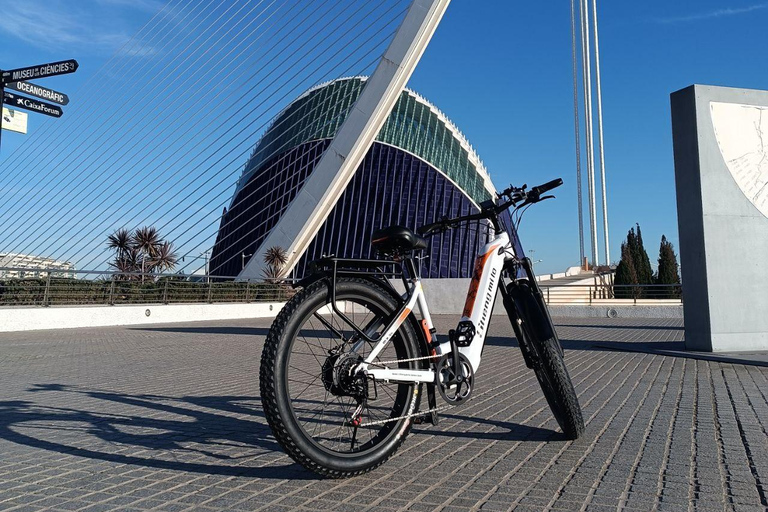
656 235 681 299
633 224 654 287
614 240 639 299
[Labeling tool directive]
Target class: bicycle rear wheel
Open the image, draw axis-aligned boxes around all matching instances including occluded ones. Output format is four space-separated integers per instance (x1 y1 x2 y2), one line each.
260 277 422 477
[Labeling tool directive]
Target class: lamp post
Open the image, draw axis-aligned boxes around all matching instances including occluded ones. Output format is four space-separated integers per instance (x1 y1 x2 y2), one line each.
242 253 253 272
182 251 210 282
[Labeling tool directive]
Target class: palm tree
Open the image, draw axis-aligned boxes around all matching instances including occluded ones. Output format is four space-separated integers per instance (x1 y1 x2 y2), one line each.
264 246 287 268
107 228 131 259
109 247 141 281
107 227 176 281
133 226 161 281
261 246 288 300
151 241 178 273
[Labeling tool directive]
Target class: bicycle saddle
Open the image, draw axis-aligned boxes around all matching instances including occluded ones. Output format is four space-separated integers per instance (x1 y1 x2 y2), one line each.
371 225 428 253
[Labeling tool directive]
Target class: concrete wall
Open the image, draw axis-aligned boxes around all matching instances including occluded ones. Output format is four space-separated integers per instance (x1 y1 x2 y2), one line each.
0 278 684 333
391 279 682 319
0 302 283 333
672 85 768 352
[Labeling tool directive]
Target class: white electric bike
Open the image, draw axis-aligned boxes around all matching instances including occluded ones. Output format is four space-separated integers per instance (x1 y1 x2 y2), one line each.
260 178 584 477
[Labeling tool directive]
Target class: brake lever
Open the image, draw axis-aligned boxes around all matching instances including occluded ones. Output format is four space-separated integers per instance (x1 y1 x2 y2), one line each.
526 194 556 205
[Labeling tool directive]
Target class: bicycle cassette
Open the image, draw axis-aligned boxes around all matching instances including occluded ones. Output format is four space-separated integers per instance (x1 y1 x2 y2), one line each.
436 352 474 405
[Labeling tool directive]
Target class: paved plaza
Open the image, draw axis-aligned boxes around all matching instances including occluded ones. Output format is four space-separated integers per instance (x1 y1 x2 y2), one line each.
0 315 767 511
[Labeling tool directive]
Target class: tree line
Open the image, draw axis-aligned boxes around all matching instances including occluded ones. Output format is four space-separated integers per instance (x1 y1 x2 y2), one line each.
614 224 680 299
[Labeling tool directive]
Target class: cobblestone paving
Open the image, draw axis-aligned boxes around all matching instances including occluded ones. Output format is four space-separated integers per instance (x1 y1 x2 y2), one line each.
0 315 766 511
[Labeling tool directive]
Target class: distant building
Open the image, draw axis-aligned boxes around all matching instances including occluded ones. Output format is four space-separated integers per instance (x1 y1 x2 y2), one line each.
0 253 76 279
210 77 523 279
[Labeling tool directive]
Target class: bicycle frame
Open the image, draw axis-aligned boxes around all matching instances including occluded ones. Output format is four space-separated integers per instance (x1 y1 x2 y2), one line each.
361 231 516 385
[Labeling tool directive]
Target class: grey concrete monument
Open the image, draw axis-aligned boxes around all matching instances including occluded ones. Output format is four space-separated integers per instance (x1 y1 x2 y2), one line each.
671 85 768 352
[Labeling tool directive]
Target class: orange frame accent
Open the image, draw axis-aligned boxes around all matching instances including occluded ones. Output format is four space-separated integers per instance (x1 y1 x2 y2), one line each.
462 246 497 318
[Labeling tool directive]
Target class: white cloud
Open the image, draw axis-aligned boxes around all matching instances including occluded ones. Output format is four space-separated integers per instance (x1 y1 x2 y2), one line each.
655 3 768 24
0 0 161 54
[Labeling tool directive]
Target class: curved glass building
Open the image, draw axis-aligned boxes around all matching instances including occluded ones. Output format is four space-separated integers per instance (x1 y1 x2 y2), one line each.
210 77 522 278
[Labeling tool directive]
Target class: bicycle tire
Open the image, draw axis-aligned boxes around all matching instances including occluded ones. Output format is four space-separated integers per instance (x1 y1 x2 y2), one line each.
530 335 585 439
260 277 422 478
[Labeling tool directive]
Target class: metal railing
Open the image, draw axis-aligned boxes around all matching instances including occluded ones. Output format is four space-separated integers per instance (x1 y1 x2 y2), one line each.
0 268 295 307
539 283 683 306
0 266 682 308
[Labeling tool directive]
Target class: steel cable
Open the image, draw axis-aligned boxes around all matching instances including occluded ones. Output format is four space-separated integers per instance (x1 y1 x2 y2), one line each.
0 0 215 208
0 0 189 175
14 0 324 258
60 2 399 268
76 15 403 271
0 0 262 238
83 28 397 273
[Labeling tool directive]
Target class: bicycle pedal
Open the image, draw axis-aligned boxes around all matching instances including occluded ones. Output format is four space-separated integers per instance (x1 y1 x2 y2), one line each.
412 411 439 426
412 414 427 425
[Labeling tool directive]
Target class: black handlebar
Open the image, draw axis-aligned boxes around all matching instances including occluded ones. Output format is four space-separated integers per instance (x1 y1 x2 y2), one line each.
418 177 563 236
530 178 563 198
417 211 487 236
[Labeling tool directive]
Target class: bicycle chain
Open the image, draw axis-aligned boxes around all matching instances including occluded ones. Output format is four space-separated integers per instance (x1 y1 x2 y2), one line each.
358 354 461 427
358 354 455 427
359 404 453 427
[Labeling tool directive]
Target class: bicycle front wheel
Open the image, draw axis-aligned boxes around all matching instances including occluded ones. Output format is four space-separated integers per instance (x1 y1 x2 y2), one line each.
530 336 585 439
509 281 585 439
260 277 422 478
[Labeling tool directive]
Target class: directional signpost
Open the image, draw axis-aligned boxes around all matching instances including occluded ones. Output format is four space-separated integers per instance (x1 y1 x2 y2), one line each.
0 59 77 150
5 81 69 105
3 92 63 118
1 59 78 84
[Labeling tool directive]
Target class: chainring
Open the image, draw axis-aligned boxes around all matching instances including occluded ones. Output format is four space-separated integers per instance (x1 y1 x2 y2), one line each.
436 352 474 405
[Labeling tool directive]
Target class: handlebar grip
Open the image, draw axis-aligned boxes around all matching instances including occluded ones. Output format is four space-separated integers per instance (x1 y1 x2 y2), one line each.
531 178 563 197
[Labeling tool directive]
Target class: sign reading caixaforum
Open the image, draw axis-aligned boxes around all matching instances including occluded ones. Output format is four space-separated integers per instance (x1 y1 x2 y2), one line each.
3 91 63 118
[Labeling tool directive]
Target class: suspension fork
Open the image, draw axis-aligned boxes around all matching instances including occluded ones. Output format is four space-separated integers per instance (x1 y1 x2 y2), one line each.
499 276 537 369
499 257 562 366
518 257 562 356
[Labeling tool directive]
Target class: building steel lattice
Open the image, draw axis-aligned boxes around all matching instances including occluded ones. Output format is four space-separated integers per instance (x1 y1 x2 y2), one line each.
210 77 522 279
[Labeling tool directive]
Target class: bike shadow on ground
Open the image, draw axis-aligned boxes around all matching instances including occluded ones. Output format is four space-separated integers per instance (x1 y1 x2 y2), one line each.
554 323 684 331
414 413 564 442
0 384 315 480
2 384 567 479
130 326 271 336
483 334 673 353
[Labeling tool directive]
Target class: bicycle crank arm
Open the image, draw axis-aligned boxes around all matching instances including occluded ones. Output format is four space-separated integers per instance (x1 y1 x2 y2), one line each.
365 368 435 384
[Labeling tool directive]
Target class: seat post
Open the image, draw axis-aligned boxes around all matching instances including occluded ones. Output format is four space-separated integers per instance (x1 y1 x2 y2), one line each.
404 256 419 281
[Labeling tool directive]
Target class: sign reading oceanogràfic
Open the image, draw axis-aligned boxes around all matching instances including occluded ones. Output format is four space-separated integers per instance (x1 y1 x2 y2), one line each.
1 107 28 134
5 80 69 105
1 59 78 84
2 91 63 118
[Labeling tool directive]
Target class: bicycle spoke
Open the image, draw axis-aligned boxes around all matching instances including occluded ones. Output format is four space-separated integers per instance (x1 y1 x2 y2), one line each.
285 294 417 455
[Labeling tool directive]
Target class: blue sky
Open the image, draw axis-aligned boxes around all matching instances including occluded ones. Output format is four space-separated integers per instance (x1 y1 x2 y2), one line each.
0 0 766 274
409 1 768 273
